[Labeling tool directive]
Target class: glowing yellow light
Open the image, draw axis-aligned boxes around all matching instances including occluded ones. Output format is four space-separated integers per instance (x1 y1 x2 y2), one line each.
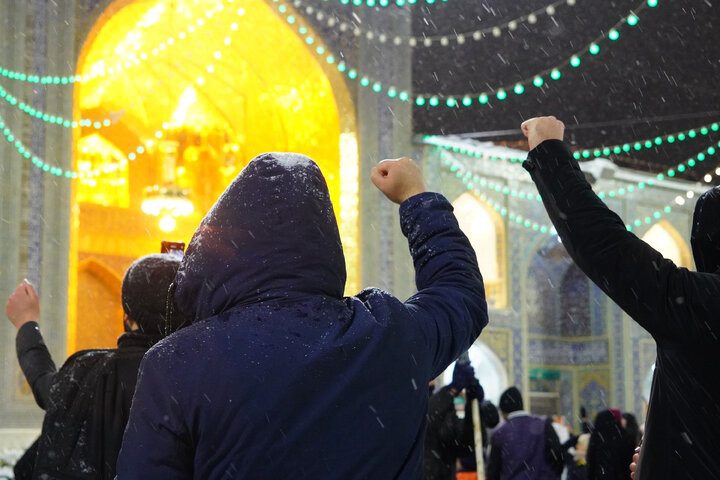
214 51 222 59
196 77 205 85
171 85 198 128
231 22 238 31
176 166 186 177
159 215 176 232
206 65 215 73
155 131 163 138
224 37 232 45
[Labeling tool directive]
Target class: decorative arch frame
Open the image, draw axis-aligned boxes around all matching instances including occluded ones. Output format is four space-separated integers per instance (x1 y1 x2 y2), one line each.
451 191 508 309
67 0 361 352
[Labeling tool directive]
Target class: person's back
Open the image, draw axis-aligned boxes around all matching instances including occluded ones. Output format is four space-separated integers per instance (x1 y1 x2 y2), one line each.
491 416 559 480
486 387 562 480
6 254 180 480
116 153 488 478
520 116 720 479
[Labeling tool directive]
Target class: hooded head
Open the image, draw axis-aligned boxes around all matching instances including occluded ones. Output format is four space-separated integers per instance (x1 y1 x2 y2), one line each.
691 185 720 273
173 152 346 323
121 253 181 335
499 386 523 415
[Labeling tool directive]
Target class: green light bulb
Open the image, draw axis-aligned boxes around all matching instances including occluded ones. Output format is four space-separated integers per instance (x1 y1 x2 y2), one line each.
589 44 600 55
550 69 561 80
609 29 620 40
429 97 439 106
570 56 581 67
416 96 425 106
496 89 507 100
478 94 489 104
627 15 638 26
533 76 544 87
514 84 524 95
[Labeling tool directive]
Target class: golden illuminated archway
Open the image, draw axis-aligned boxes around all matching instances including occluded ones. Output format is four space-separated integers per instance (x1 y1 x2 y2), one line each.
641 220 692 268
68 0 359 352
452 192 508 309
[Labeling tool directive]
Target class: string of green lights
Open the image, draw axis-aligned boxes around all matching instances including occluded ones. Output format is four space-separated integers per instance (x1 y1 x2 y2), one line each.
270 0 659 107
441 148 688 233
294 0 575 46
434 136 720 202
574 121 720 159
323 0 445 7
0 82 105 129
0 0 237 85
1 112 89 178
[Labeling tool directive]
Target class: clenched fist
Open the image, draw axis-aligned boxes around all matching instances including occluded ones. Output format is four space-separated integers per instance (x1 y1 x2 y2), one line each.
371 157 428 204
6 279 40 330
521 116 565 151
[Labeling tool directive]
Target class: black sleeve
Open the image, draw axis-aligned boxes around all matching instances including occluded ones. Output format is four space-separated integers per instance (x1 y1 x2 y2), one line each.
16 322 57 410
544 416 564 475
523 140 720 344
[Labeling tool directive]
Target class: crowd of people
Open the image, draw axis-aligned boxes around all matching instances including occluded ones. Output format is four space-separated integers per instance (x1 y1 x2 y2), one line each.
4 117 719 479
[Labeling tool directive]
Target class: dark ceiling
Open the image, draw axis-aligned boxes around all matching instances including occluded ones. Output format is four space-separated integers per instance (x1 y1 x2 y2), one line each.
307 0 720 181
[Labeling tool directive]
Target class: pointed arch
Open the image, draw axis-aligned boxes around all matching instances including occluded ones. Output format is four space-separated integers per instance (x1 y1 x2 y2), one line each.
641 220 692 268
452 192 507 308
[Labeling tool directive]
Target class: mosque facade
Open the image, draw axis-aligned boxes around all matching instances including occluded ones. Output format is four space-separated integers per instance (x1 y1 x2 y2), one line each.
0 0 699 448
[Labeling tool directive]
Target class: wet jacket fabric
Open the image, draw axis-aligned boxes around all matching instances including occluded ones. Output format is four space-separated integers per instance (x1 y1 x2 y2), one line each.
486 413 563 480
116 152 488 479
14 323 161 480
523 140 720 480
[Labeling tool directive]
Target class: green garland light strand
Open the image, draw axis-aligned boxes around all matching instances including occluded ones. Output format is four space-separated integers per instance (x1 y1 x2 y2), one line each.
574 121 720 159
441 148 685 234
297 0 575 46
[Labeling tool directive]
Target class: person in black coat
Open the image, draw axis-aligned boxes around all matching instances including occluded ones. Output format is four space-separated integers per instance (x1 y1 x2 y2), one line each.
5 253 180 480
116 154 488 478
521 116 720 480
586 409 634 480
424 362 496 480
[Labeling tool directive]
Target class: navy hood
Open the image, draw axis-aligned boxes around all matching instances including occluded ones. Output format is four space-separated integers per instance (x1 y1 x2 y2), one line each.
691 185 720 273
173 152 346 323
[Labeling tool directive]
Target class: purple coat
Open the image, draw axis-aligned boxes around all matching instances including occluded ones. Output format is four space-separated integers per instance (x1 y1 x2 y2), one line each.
486 413 563 480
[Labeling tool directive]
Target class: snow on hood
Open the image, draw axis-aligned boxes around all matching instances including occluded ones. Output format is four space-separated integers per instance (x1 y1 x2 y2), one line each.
691 185 720 273
173 152 346 323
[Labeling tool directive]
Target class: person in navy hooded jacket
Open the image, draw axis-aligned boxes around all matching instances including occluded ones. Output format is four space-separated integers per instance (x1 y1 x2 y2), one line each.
116 153 488 479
